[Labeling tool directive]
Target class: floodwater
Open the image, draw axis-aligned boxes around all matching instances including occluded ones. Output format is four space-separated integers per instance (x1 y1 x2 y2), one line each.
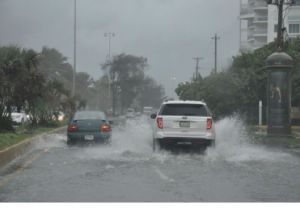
0 116 299 202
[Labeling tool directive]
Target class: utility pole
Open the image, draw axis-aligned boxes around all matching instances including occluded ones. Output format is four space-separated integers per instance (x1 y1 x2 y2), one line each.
277 0 284 49
192 57 203 81
266 0 296 49
72 0 77 97
211 34 220 74
104 32 115 115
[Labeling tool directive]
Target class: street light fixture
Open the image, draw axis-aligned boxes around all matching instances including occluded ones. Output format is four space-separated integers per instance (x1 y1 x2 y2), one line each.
104 32 115 61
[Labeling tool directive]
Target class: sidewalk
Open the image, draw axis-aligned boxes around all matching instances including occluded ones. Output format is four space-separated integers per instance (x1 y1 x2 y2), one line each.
253 125 300 149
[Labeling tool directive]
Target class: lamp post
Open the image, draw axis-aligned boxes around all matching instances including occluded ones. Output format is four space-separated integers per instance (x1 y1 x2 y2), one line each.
72 0 77 97
104 32 115 115
104 32 115 61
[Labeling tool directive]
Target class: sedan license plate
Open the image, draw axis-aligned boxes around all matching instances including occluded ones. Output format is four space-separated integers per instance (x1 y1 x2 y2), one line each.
84 135 94 141
179 121 190 128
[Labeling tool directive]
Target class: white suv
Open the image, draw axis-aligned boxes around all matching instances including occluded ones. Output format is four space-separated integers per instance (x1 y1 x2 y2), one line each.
151 100 215 151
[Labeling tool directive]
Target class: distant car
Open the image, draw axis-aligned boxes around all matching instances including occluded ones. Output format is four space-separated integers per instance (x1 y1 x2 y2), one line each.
126 108 135 118
11 112 29 124
53 111 65 121
67 110 112 145
151 100 216 151
143 106 153 115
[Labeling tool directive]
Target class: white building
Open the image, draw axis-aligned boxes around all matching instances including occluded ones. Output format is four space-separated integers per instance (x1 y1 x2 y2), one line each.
240 0 300 52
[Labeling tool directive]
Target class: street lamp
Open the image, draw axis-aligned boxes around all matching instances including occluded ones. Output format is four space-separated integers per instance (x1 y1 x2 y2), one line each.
72 0 77 97
104 32 115 114
104 32 115 61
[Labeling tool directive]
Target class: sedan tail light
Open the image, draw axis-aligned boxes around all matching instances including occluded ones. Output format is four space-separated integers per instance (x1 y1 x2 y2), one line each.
156 117 163 129
207 118 213 130
68 124 79 132
101 124 111 132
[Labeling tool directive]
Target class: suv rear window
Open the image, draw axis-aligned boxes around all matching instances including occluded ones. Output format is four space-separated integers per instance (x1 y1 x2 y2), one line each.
159 104 210 116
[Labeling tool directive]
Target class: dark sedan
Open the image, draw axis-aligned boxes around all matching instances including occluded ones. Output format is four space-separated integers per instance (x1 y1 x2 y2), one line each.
67 110 112 145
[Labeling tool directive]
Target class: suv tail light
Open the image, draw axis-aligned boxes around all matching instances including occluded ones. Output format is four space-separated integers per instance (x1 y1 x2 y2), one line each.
101 124 111 132
156 117 163 129
68 124 78 132
207 118 212 130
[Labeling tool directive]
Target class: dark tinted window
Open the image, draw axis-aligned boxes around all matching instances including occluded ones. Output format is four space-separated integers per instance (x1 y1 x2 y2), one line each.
73 111 105 120
159 104 209 116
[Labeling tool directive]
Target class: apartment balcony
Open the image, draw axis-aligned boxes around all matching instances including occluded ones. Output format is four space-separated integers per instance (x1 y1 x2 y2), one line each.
240 41 254 52
253 16 268 23
240 4 254 19
240 4 253 15
253 29 268 37
253 0 267 10
247 37 255 42
253 41 267 49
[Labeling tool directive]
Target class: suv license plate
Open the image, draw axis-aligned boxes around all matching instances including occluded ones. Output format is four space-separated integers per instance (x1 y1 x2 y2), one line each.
177 141 192 145
84 135 94 141
179 121 190 128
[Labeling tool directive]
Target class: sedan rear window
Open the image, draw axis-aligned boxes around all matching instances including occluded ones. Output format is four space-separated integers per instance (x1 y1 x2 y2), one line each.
159 104 209 116
73 111 106 120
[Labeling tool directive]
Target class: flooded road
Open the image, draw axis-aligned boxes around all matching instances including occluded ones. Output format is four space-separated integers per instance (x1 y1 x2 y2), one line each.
0 117 299 202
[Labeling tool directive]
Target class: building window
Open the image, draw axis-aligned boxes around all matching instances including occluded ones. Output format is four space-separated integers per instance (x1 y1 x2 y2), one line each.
289 24 300 33
274 24 278 33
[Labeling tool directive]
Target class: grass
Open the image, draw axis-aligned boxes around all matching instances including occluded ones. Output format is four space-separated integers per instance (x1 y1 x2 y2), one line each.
0 121 66 151
250 125 300 148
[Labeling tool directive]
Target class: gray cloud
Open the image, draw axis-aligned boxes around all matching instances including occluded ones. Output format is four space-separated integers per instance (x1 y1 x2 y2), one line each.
0 0 240 97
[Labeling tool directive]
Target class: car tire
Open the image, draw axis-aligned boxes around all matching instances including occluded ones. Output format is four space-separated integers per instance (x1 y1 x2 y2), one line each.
105 138 112 145
67 139 76 146
153 138 159 152
210 140 216 148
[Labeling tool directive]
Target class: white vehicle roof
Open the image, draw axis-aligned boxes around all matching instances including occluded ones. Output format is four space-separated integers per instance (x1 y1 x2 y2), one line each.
162 100 206 105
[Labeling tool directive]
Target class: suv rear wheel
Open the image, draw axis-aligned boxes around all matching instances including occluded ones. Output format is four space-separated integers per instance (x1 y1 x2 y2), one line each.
153 138 159 152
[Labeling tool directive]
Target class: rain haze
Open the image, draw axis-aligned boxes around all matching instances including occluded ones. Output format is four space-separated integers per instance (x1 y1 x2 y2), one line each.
2 0 300 203
0 0 240 97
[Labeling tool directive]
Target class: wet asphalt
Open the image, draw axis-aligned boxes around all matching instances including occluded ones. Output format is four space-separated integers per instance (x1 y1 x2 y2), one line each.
0 117 300 202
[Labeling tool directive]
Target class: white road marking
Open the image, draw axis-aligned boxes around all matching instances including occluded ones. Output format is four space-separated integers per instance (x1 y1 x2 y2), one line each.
153 166 175 182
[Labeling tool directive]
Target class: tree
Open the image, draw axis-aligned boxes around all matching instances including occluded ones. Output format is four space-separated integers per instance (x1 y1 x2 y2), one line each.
138 77 165 109
102 53 148 114
0 45 45 130
175 39 300 123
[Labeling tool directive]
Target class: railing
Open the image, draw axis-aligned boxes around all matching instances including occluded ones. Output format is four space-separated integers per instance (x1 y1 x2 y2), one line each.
253 0 267 8
254 16 268 22
254 29 268 35
240 4 253 15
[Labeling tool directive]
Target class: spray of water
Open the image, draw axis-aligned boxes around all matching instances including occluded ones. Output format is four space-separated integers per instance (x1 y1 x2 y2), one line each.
75 116 154 162
33 116 295 164
205 116 294 163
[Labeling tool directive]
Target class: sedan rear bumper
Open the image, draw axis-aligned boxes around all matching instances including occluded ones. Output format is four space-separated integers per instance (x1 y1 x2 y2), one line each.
67 132 111 143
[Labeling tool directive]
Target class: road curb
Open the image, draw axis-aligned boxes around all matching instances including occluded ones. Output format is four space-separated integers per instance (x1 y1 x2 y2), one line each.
0 126 66 169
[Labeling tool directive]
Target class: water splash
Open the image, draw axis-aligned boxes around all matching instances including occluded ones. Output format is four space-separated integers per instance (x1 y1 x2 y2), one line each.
205 116 294 163
32 116 295 165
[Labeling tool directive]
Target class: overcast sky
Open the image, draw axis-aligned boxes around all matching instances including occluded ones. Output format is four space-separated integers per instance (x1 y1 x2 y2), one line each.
0 0 240 97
